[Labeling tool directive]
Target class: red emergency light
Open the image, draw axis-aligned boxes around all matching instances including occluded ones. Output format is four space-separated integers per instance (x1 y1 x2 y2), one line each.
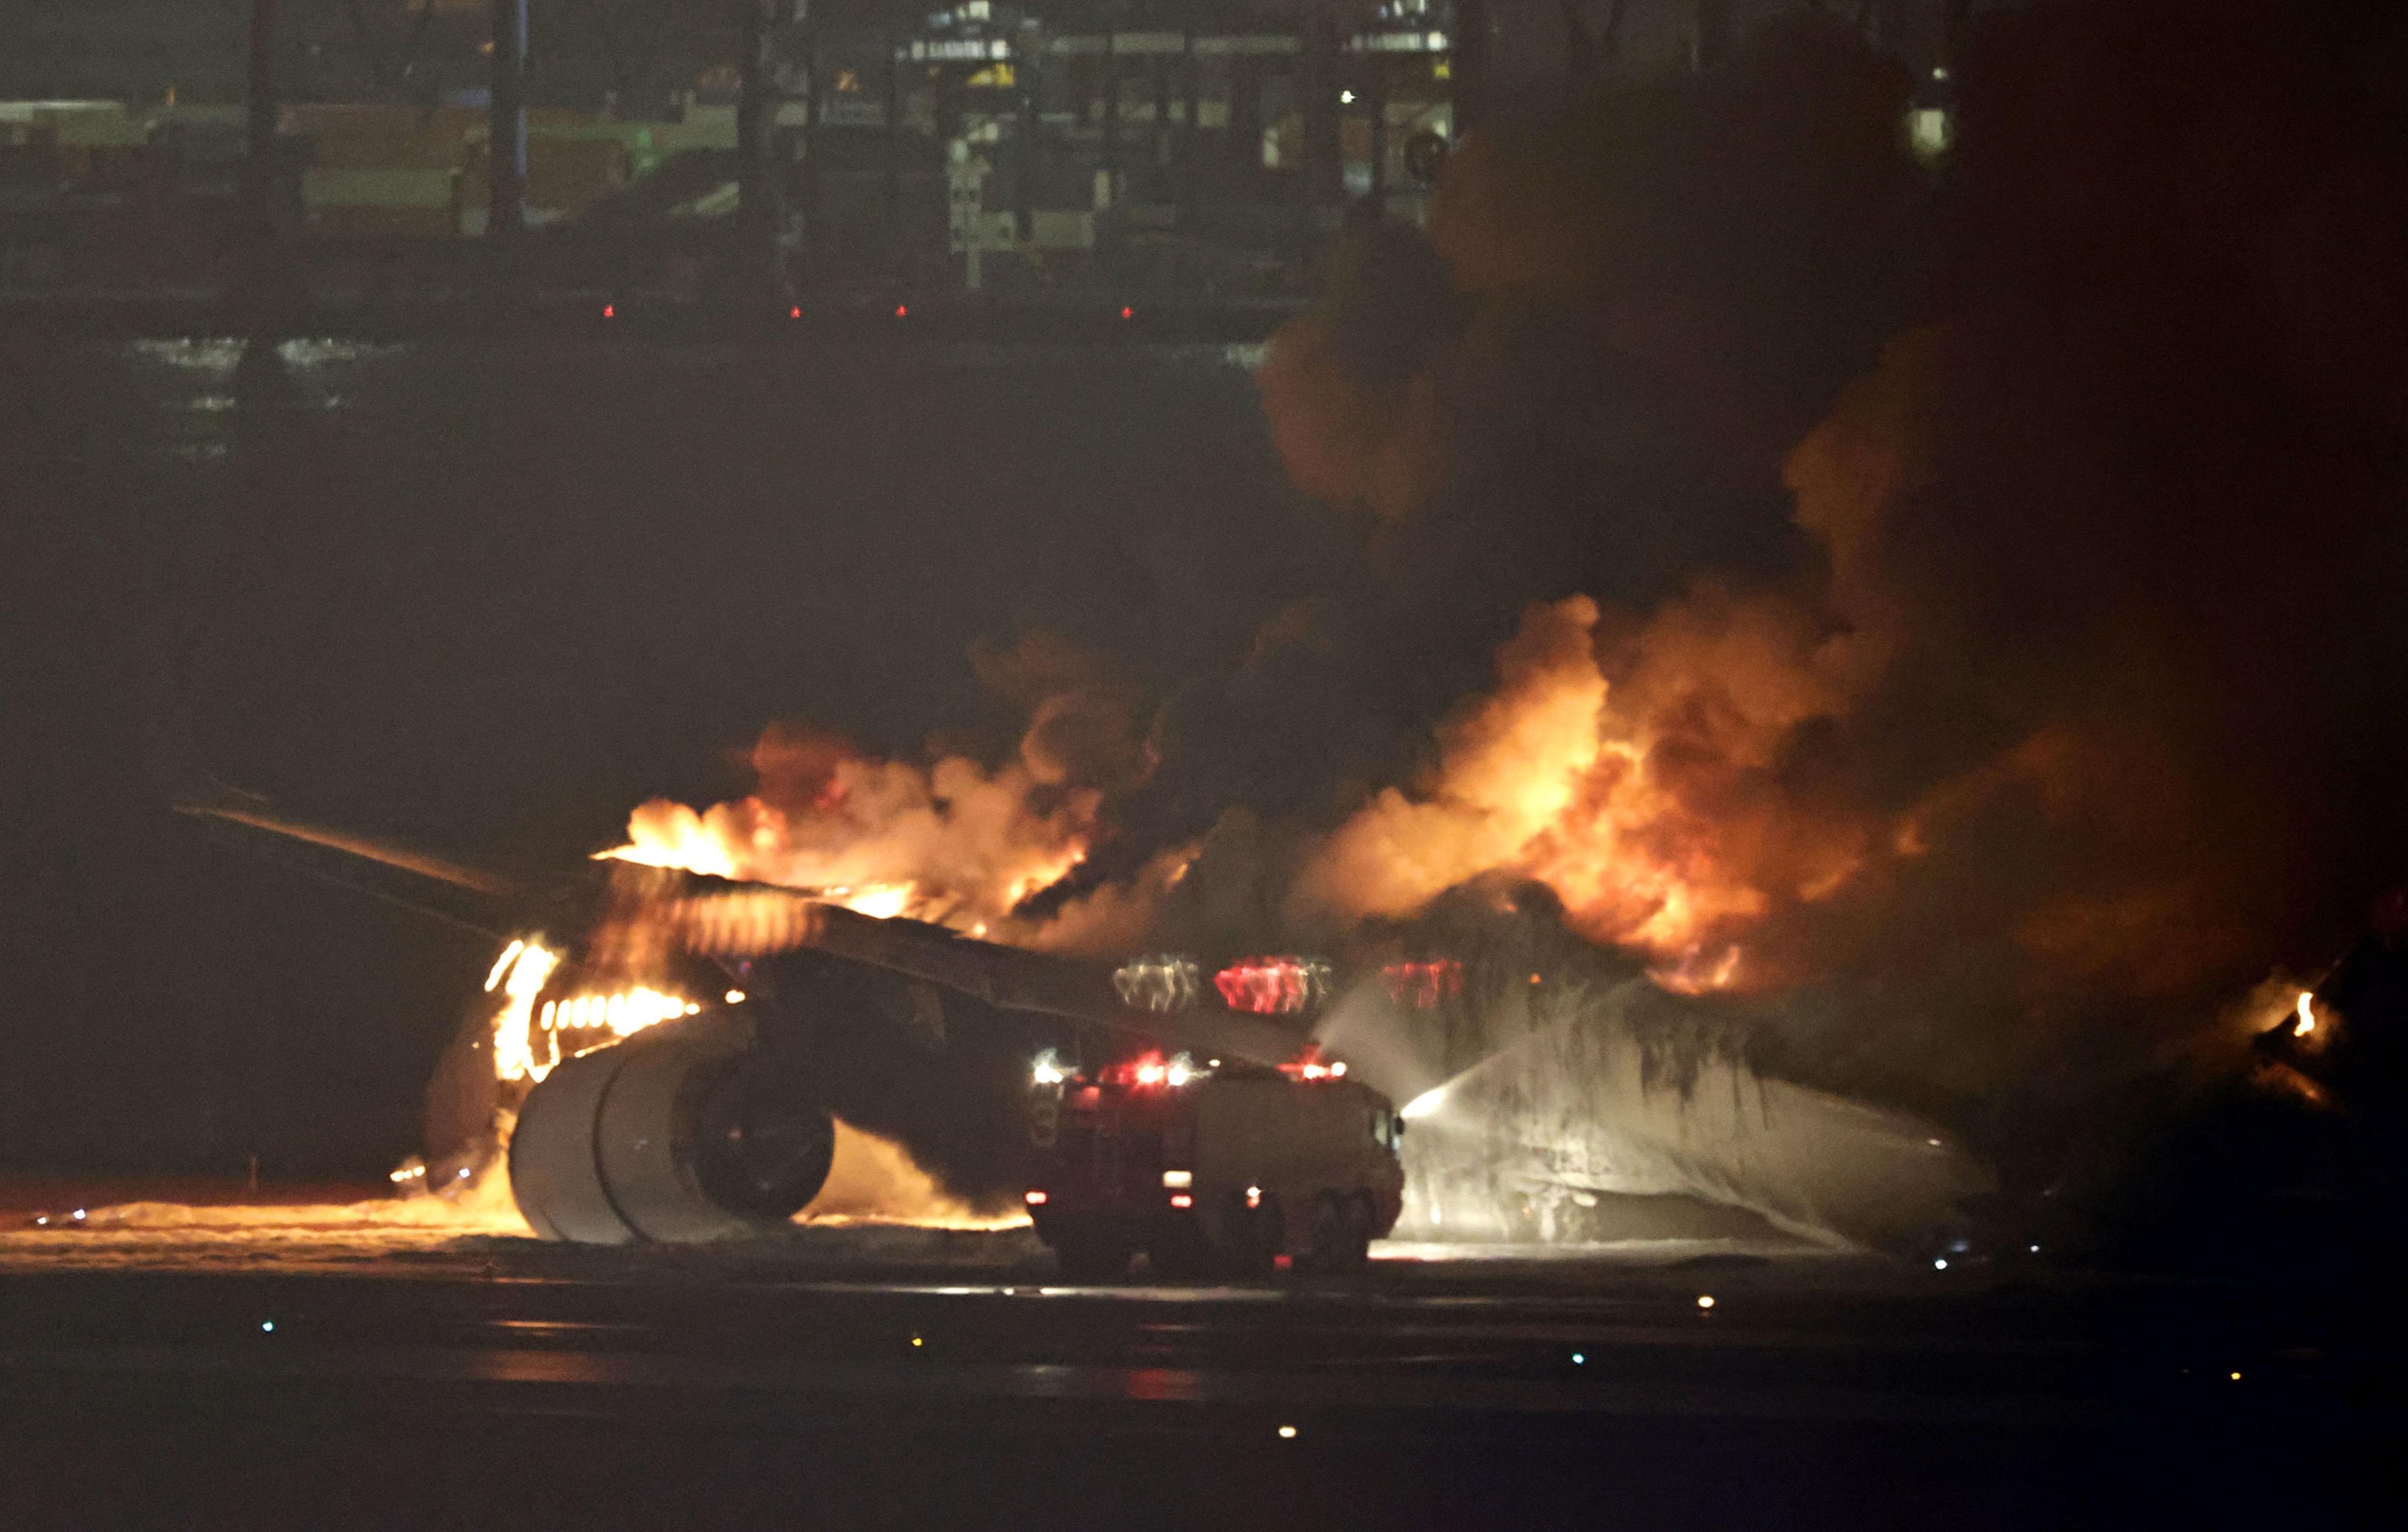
1275 1044 1347 1082
1098 1050 1197 1090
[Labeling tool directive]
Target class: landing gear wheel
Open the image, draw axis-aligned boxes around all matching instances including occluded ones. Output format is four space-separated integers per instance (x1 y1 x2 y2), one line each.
1054 1230 1135 1283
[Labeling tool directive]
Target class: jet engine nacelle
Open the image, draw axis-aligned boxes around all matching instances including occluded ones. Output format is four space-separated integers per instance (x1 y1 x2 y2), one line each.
509 1014 835 1243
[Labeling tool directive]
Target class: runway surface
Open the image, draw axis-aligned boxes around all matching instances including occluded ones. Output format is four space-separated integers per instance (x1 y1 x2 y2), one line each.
0 1188 2396 1528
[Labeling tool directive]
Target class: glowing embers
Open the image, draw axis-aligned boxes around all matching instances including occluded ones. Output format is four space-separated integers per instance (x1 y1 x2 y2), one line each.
1114 954 1201 1013
1212 955 1331 1016
1380 958 1464 1009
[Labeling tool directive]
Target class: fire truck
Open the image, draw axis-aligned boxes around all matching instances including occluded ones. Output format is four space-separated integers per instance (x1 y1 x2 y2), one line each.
1024 1047 1405 1279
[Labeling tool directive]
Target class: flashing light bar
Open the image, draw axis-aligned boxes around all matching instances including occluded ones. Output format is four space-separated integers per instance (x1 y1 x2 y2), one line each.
1277 1046 1348 1082
1102 1050 1203 1089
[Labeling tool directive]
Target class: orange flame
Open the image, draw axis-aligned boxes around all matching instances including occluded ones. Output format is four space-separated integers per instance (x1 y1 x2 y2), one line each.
1294 594 1870 988
484 935 703 1087
604 730 1095 933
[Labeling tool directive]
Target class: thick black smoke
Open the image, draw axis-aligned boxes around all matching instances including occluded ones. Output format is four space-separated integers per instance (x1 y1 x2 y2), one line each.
1225 0 2408 1209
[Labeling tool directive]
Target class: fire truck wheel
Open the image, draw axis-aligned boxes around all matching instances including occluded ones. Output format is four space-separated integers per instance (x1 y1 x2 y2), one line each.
1299 1192 1371 1274
1222 1192 1285 1279
1146 1228 1214 1281
1053 1228 1135 1282
1348 1192 1381 1255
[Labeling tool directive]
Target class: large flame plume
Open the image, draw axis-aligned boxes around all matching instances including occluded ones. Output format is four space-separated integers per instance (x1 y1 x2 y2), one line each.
607 723 1099 939
1264 0 2408 1122
1291 587 1872 992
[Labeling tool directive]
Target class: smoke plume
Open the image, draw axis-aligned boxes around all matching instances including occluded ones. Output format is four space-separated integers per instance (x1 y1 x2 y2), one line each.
1260 0 2408 1156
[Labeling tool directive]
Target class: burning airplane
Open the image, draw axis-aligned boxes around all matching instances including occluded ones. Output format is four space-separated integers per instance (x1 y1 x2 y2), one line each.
175 746 1996 1257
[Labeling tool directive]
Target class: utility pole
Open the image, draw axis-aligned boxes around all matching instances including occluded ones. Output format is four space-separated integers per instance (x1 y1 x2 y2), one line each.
883 23 902 284
1366 55 1387 217
1941 0 1973 71
243 0 280 251
1176 32 1199 231
1691 0 1728 71
802 10 824 285
1100 29 1120 211
489 0 529 238
736 0 791 296
1016 54 1039 247
1451 0 1489 139
1297 5 1338 266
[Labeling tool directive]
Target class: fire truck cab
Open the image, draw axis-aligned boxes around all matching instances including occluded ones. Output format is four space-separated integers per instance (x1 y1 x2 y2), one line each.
1024 1051 1406 1280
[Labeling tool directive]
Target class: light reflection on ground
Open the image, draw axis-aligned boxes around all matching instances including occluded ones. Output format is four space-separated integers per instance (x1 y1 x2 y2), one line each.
0 1179 1831 1281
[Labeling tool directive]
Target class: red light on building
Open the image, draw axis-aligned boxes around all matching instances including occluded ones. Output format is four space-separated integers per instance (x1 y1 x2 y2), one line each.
1119 306 1133 320
602 304 615 319
894 304 909 318
1168 1193 1192 1209
790 306 802 319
